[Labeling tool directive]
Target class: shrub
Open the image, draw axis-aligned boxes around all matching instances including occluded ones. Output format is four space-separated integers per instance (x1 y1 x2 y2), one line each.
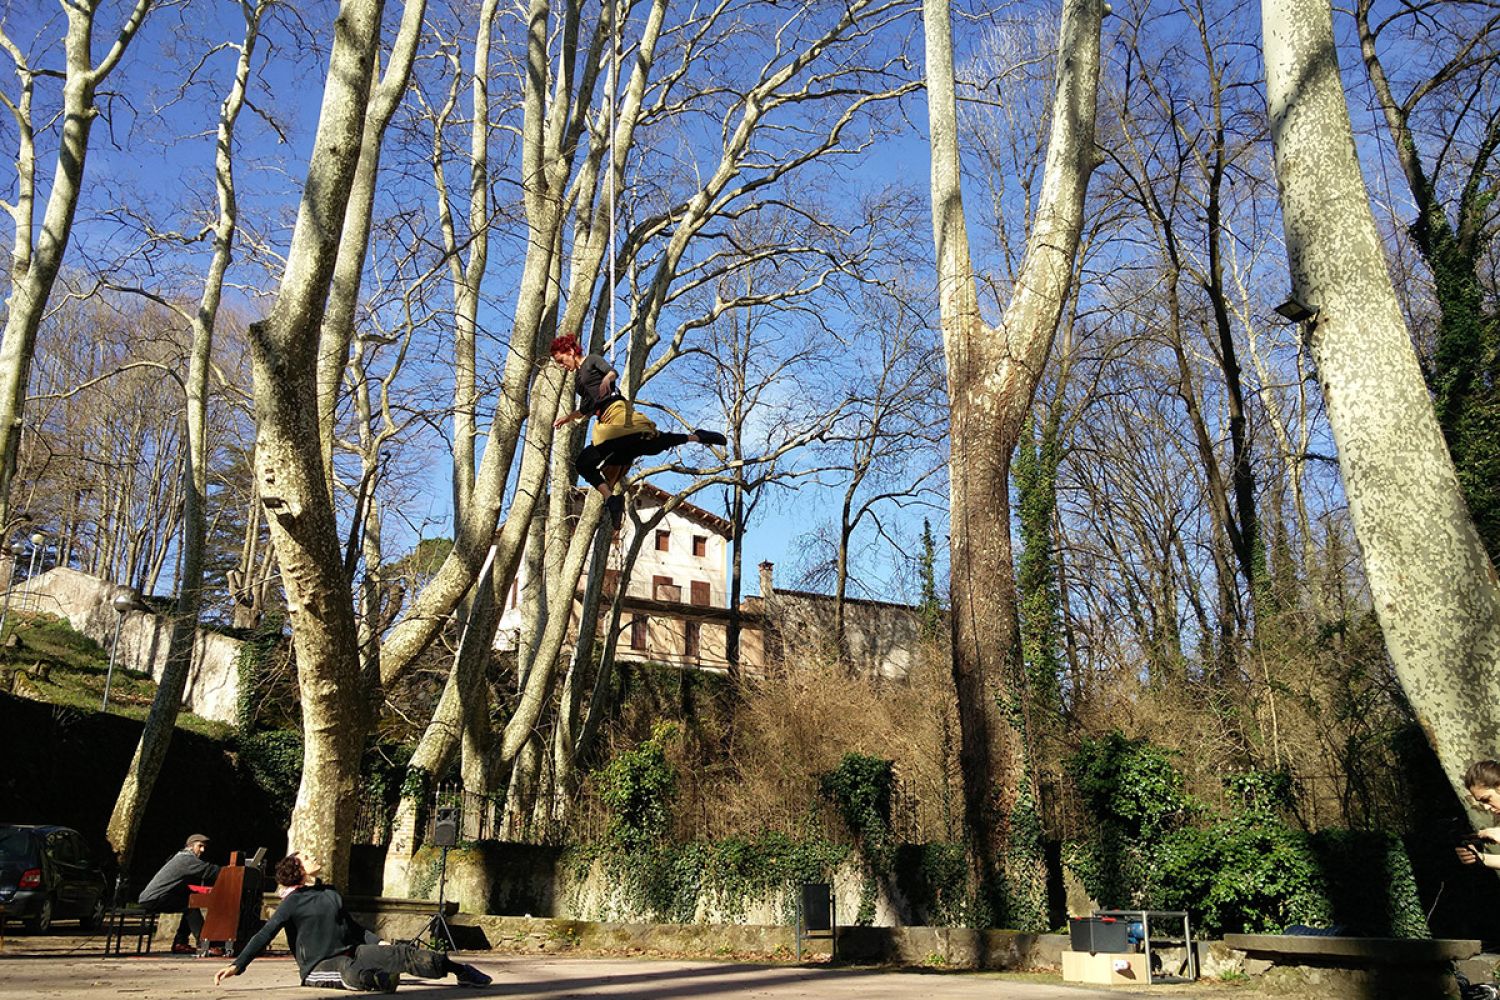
596 722 679 854
235 728 302 823
1064 739 1430 937
1068 731 1196 839
820 753 895 924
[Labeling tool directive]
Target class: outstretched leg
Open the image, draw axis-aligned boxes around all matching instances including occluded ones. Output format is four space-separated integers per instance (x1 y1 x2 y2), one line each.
610 427 725 465
343 943 493 989
577 428 727 530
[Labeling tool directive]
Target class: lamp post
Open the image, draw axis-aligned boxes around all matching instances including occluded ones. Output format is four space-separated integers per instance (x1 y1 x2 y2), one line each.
0 538 27 638
101 588 137 711
18 532 43 615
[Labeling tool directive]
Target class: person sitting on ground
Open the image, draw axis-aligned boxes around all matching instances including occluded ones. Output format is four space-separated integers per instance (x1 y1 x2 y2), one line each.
549 334 726 530
1457 759 1500 869
137 833 220 955
213 851 491 992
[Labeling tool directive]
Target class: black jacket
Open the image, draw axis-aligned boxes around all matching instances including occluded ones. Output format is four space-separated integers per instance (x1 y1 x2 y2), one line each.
233 883 379 983
136 850 220 911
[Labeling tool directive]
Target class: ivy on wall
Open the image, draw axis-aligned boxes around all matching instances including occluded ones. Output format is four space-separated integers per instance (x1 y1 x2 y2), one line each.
1063 731 1429 937
570 725 852 924
820 752 896 924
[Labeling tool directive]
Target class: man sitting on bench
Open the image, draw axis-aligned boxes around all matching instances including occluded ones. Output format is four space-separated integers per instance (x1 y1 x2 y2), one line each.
138 833 220 954
214 851 491 991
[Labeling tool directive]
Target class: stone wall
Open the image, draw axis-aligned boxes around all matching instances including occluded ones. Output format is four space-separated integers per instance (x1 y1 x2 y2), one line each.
411 844 918 929
21 567 243 724
746 588 927 680
449 913 1070 970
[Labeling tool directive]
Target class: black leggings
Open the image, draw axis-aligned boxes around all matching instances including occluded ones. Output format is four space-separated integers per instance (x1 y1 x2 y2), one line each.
576 431 690 488
308 942 456 990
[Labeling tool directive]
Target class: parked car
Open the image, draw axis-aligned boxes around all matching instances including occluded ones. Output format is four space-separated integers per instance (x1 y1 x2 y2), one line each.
0 824 108 932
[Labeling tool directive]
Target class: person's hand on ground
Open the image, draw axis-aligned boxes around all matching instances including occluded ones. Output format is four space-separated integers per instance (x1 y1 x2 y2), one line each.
214 964 239 985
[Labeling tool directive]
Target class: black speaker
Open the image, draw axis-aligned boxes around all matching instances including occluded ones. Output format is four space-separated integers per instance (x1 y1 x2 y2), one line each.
432 805 459 847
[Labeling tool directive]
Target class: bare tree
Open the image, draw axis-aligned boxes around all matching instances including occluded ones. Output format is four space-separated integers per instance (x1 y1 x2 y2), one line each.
106 0 267 867
248 0 387 882
0 0 156 534
1355 0 1500 559
810 279 946 664
923 0 1104 924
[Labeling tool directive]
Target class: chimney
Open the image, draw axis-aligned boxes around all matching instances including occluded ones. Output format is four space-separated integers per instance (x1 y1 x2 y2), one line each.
758 561 775 599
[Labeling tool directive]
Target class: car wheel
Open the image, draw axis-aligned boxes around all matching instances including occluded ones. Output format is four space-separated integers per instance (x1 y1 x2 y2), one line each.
25 897 53 933
80 896 105 931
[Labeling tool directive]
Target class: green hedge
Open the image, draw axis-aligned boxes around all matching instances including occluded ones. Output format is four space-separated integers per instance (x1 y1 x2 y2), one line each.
1063 733 1429 937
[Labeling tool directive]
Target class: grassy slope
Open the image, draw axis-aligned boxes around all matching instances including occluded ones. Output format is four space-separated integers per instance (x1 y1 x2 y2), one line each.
0 612 231 739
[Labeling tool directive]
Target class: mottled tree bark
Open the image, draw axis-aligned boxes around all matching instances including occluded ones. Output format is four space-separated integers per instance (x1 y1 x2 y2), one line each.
314 0 428 493
1262 0 1500 800
924 0 1102 924
251 0 386 883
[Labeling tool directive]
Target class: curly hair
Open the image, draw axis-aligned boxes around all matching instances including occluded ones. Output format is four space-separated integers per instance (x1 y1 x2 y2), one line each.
548 333 581 357
274 854 306 888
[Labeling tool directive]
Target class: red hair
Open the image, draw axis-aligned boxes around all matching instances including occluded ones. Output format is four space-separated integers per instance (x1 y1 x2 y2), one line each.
549 333 581 357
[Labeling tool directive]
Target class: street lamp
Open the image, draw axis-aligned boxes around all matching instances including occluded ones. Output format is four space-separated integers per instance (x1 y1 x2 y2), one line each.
101 588 138 711
0 538 26 637
18 532 44 615
1273 295 1319 325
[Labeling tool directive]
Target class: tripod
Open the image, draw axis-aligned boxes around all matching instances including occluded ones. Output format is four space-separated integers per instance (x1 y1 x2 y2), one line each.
410 844 457 952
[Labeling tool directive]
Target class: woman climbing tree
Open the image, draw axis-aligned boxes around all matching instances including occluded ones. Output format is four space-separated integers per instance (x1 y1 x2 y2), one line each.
550 334 726 529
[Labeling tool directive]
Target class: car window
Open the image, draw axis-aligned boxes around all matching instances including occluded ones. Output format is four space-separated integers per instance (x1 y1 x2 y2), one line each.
0 828 35 862
68 833 94 865
47 830 77 863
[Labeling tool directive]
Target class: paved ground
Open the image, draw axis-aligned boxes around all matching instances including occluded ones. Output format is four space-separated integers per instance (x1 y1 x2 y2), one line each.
0 929 1253 999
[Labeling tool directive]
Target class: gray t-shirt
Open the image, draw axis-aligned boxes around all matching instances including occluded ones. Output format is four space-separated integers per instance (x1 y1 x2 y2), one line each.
574 353 621 414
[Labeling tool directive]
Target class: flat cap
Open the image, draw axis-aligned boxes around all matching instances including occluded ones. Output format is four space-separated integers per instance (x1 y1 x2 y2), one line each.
185 833 210 848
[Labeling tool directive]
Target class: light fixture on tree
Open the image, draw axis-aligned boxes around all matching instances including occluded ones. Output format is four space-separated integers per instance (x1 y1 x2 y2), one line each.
1273 295 1319 324
101 588 139 712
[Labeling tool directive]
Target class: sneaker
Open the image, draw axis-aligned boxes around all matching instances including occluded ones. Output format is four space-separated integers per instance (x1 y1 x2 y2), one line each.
693 428 726 447
605 494 625 530
454 963 492 987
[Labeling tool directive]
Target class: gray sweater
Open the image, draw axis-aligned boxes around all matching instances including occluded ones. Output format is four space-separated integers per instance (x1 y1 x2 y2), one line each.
137 850 220 910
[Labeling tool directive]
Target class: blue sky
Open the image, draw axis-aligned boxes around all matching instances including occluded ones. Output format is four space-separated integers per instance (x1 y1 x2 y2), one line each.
0 0 949 604
0 0 1454 619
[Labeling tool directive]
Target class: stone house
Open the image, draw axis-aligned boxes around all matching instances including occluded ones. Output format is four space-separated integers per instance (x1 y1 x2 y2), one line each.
494 487 925 680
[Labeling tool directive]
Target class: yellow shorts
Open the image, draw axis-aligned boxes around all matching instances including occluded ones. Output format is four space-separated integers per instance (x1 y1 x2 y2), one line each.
592 399 658 445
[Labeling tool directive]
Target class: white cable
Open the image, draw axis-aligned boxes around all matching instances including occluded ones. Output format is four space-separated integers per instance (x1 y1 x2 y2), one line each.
607 0 620 366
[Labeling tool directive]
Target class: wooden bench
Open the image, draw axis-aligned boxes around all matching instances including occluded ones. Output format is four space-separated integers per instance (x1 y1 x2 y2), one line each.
102 876 159 957
103 905 158 956
1224 933 1481 998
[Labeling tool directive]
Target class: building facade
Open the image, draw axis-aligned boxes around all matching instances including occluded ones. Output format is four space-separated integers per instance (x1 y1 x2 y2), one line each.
496 485 753 672
495 487 925 679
